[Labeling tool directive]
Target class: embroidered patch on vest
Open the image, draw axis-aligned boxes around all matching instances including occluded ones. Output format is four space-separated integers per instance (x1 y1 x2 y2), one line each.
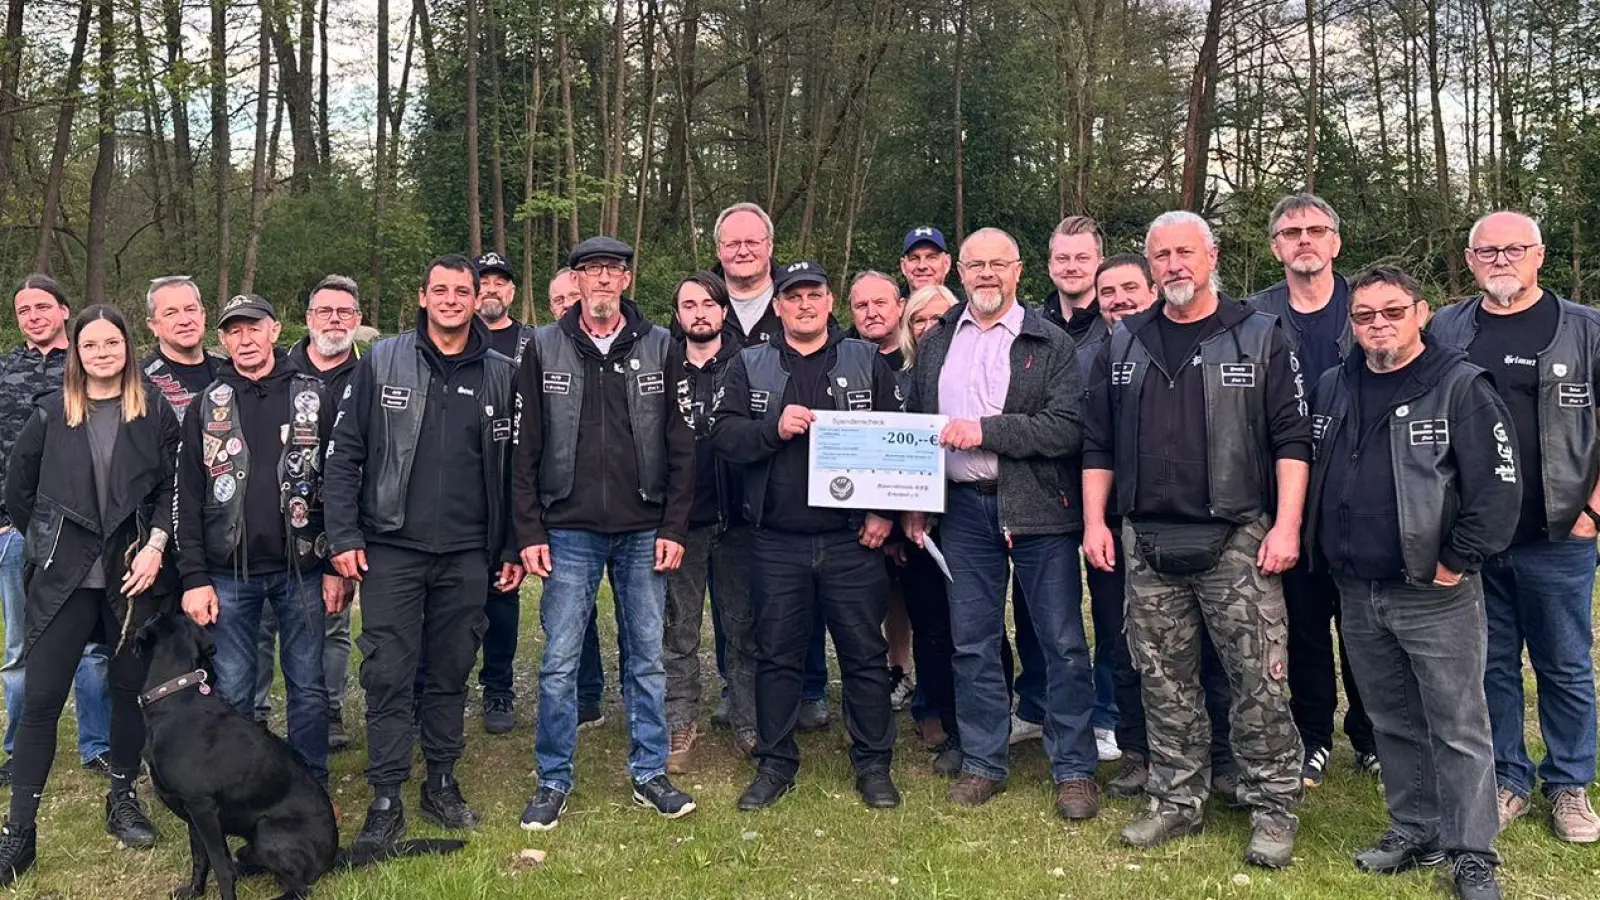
1407 418 1450 446
380 385 411 409
637 372 665 396
750 389 770 413
1559 383 1592 408
1220 363 1256 387
542 372 571 395
845 389 872 410
1111 362 1135 385
492 417 512 441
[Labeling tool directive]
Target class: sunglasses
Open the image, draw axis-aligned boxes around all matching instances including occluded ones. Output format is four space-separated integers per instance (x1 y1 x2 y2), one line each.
1349 302 1418 326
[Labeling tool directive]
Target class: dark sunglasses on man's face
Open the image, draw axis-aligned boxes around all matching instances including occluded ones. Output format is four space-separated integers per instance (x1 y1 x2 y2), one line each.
1349 302 1418 326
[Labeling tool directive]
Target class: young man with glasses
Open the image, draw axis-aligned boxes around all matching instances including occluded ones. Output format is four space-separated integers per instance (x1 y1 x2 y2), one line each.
1427 210 1600 844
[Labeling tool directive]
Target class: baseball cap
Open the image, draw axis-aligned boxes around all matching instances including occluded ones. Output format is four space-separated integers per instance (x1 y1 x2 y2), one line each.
474 251 514 280
569 236 635 268
902 226 948 255
217 293 277 327
774 260 829 294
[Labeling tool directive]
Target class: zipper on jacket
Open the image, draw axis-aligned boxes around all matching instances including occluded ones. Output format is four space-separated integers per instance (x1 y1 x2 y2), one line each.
42 520 63 569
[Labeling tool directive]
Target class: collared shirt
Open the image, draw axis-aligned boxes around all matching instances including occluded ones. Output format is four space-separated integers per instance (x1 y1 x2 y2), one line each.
937 299 1024 482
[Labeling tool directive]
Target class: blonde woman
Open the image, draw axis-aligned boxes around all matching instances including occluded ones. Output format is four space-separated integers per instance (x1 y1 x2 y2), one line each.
897 284 957 369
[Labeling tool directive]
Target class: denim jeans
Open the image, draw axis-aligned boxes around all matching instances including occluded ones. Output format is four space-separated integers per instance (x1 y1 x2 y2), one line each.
255 601 353 719
1481 537 1599 797
803 607 828 703
1005 580 1048 725
0 528 110 763
942 484 1097 782
210 569 329 783
1337 575 1499 860
536 529 669 793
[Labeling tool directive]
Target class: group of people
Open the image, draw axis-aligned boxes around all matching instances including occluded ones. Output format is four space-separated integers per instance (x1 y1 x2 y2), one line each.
0 195 1591 900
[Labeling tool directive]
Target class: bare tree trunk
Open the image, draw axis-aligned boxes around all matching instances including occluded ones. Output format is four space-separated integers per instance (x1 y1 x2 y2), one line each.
1424 0 1458 293
241 15 273 294
605 0 626 235
371 0 389 323
465 0 482 254
522 52 544 324
210 0 232 303
1179 0 1225 211
131 0 173 253
163 0 196 265
317 0 330 164
84 0 114 303
952 0 967 243
632 0 660 256
413 0 437 87
0 0 25 221
557 7 579 246
33 0 92 274
487 0 506 256
1303 0 1318 191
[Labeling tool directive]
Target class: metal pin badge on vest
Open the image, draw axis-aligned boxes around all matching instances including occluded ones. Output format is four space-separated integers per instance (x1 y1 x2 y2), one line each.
1395 405 1410 418
295 390 320 414
630 359 640 370
1554 363 1569 377
836 377 848 387
225 437 243 456
288 498 309 529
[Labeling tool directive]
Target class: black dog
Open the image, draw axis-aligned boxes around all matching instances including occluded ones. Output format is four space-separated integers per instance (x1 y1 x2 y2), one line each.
136 613 463 900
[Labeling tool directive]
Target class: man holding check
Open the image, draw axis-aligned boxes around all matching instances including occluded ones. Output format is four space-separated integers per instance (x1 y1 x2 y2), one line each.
710 260 905 811
901 227 1099 821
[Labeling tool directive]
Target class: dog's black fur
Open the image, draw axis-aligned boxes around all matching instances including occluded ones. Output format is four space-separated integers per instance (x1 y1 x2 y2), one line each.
136 613 463 900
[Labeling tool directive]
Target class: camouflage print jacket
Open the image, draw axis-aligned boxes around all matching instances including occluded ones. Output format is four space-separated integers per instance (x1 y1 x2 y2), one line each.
0 343 67 528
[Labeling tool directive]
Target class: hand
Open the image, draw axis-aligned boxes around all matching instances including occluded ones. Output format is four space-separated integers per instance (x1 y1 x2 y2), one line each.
1571 514 1599 540
858 513 892 550
521 544 552 578
1432 563 1463 587
120 545 162 597
332 548 368 582
655 538 686 572
322 574 352 614
884 541 908 566
777 405 815 440
1083 522 1117 572
495 562 526 592
902 512 928 548
182 586 219 627
939 419 983 451
1255 522 1300 576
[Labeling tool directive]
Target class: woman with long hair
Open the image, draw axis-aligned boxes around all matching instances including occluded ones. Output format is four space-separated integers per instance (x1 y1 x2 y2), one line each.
0 304 180 883
896 285 958 370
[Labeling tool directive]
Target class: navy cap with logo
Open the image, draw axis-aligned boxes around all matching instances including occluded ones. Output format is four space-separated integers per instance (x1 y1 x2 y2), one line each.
568 236 635 269
902 226 948 256
774 260 829 294
217 293 277 327
474 251 515 280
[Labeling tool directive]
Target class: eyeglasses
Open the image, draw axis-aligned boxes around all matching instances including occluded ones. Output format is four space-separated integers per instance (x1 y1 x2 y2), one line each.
1274 225 1337 242
1349 302 1419 326
310 307 359 322
959 259 1020 273
577 262 629 277
1469 244 1538 264
719 239 768 253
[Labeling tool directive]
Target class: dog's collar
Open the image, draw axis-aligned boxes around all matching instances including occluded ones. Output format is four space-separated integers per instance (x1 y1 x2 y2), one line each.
138 669 211 708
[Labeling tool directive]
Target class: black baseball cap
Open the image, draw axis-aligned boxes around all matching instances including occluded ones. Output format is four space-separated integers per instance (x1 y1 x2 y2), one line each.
217 293 276 327
775 260 829 293
569 236 635 268
474 251 515 280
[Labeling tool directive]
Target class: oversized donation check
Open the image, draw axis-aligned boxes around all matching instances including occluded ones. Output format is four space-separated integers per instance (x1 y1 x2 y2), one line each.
807 410 949 512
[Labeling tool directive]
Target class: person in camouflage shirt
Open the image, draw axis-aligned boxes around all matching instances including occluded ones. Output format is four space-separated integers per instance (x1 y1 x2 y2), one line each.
0 274 112 786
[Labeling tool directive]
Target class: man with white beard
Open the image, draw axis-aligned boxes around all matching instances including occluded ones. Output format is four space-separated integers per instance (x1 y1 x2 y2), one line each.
1427 210 1600 844
1081 211 1310 867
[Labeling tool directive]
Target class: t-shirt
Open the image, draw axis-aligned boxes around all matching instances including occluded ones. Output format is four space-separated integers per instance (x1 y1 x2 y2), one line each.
82 396 122 590
1153 311 1218 378
1468 292 1559 544
588 330 620 356
163 354 219 398
1288 281 1349 379
485 320 525 362
729 285 775 338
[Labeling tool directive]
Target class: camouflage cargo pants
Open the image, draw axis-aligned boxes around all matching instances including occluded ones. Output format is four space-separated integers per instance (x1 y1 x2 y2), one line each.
1123 517 1303 819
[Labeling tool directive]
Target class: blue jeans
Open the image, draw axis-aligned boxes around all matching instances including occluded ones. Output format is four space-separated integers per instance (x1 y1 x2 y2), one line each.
0 528 110 763
941 485 1098 782
210 569 329 783
1481 537 1598 797
536 530 669 793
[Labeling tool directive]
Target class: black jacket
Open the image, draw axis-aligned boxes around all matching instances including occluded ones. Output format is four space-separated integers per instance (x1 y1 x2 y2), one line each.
0 343 66 527
4 385 179 653
678 331 745 528
713 261 783 347
287 336 361 405
1243 275 1355 362
1307 342 1521 582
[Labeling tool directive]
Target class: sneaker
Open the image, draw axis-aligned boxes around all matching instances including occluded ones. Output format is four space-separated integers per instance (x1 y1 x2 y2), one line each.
1355 751 1382 779
352 796 406 854
104 788 159 849
81 752 112 777
482 695 515 735
888 667 916 712
418 773 479 829
931 738 964 778
737 774 794 811
734 729 758 757
1055 777 1100 821
1007 713 1043 745
633 775 696 819
1495 787 1529 832
0 759 10 788
1095 727 1122 762
1354 829 1446 873
1450 853 1503 900
1120 806 1203 848
0 822 36 886
1549 787 1600 843
1302 745 1331 788
520 787 567 831
1107 752 1148 798
947 773 1007 807
1244 813 1298 868
711 694 731 727
797 699 831 732
667 722 699 775
328 716 352 752
577 705 606 731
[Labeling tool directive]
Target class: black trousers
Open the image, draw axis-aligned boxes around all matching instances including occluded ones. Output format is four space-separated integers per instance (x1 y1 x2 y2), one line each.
751 528 893 780
897 540 956 737
478 583 520 699
9 588 147 825
1283 561 1375 754
358 544 488 792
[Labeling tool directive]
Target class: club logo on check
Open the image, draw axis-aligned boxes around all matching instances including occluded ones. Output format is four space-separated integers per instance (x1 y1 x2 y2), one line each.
829 476 855 501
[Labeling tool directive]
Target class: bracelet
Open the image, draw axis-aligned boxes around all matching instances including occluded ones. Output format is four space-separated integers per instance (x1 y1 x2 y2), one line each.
1584 506 1600 528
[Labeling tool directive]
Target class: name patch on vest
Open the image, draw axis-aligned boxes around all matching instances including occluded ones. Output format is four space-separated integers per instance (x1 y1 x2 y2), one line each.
1111 362 1135 386
1311 414 1329 442
637 372 665 396
1559 383 1592 408
380 385 412 410
750 390 770 414
542 372 572 395
845 389 872 411
491 417 512 441
1220 363 1256 388
1408 418 1450 446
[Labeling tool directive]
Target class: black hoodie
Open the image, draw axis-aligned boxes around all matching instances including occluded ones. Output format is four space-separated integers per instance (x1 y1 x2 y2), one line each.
287 335 360 404
677 328 744 528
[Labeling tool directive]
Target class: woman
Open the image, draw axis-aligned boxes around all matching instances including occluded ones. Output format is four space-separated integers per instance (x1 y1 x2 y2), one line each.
0 305 180 884
897 284 958 369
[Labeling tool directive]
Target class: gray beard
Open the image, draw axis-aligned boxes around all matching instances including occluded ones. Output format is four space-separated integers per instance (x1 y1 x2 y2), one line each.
1163 281 1196 308
311 331 355 358
478 300 509 322
1484 278 1521 307
1366 347 1403 372
969 289 1007 317
1288 257 1326 276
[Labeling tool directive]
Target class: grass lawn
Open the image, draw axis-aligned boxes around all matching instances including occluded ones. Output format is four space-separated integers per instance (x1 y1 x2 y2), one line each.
6 581 1598 899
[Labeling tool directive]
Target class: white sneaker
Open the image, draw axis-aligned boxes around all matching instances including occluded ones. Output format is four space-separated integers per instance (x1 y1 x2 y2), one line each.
1008 713 1043 745
1095 727 1122 762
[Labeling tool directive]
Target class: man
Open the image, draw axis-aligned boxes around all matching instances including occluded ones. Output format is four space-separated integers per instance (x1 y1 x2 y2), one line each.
514 236 698 831
711 260 903 811
1082 211 1308 867
548 268 583 321
1085 254 1238 801
324 254 524 850
1427 210 1600 843
1306 264 1517 900
254 276 365 750
0 275 111 786
848 271 906 362
662 271 758 771
1245 194 1376 787
176 294 339 792
714 203 782 346
143 275 222 420
900 226 958 297
900 227 1098 822
1042 215 1107 345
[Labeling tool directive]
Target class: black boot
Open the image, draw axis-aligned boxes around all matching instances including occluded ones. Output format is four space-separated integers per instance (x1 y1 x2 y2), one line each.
0 822 35 886
105 788 159 849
